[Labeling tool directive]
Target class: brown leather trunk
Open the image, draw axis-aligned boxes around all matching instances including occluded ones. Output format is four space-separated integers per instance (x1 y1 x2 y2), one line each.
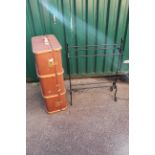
32 34 67 114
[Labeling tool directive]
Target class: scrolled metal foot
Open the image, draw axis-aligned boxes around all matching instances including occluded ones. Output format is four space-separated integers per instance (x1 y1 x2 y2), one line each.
114 96 117 102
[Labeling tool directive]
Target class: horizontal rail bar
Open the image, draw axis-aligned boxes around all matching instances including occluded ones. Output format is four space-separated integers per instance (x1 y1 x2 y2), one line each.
72 81 111 86
71 85 111 91
69 53 121 58
68 47 120 51
68 44 120 48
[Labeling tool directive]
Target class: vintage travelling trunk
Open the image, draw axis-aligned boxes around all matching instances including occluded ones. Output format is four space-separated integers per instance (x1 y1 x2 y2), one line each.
32 34 67 114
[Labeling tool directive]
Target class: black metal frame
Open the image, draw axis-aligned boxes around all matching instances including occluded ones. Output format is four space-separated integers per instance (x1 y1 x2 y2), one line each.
65 39 123 105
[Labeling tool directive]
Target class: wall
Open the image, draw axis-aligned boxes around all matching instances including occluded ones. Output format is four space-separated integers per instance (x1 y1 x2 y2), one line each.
26 0 129 81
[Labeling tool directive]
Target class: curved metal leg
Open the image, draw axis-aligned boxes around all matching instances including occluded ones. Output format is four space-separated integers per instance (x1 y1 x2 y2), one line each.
70 90 72 106
114 85 117 102
110 86 113 91
110 80 116 92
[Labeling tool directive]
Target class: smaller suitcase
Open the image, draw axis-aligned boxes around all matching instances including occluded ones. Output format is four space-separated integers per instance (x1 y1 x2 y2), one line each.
32 35 63 76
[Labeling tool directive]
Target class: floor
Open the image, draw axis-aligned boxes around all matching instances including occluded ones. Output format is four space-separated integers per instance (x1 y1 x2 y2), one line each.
27 78 129 155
